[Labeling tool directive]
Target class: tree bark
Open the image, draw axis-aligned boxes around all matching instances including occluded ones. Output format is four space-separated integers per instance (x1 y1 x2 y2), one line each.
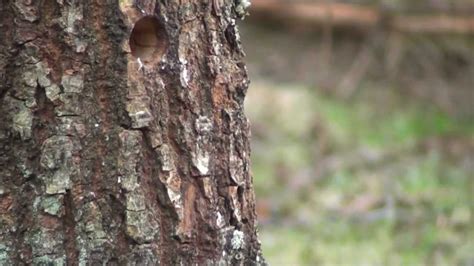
0 0 264 264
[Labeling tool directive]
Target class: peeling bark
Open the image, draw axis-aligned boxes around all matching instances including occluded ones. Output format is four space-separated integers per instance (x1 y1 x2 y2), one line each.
0 0 264 264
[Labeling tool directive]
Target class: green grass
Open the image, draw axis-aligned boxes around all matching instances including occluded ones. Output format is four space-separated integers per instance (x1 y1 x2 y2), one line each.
314 93 463 149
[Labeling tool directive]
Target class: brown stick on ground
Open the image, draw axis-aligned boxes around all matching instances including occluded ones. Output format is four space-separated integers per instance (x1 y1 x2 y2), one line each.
251 0 474 34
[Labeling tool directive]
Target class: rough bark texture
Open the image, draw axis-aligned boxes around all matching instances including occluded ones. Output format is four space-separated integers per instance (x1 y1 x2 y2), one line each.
0 0 264 264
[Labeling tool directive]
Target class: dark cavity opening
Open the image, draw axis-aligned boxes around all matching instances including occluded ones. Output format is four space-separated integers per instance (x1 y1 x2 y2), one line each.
129 16 168 63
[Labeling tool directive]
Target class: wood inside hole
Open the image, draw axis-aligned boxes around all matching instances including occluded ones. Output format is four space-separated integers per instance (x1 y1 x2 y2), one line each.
129 16 168 63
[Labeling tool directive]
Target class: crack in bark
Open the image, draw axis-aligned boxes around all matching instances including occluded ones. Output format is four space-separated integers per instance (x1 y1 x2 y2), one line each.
63 189 79 265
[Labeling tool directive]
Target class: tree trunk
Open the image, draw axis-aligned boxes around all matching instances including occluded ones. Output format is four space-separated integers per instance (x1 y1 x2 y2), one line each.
0 0 264 264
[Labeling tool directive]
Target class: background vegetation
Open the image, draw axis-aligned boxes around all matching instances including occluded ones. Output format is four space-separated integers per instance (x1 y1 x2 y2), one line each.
241 0 473 264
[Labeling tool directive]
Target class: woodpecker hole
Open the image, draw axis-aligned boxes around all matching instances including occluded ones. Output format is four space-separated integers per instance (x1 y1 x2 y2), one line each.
129 16 168 63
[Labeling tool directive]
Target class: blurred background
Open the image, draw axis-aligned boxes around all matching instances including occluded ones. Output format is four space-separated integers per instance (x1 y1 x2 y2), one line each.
239 0 474 265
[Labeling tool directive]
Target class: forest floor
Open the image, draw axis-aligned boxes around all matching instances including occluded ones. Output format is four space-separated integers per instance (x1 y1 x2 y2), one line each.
241 20 474 265
246 81 473 265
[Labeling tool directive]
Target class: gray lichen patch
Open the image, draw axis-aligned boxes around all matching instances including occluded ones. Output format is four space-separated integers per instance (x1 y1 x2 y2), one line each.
59 1 84 34
4 96 33 140
13 0 40 22
41 195 64 216
0 244 11 265
192 116 213 175
12 102 33 140
126 210 158 243
231 230 245 250
180 61 190 87
73 38 87 53
195 116 213 135
32 70 84 116
157 144 174 172
123 244 160 265
27 228 65 261
118 130 143 191
61 73 84 93
23 69 40 88
32 255 66 265
16 60 62 106
40 136 73 169
44 167 72 195
14 61 53 104
35 61 52 79
74 201 109 259
217 227 248 264
192 149 210 176
119 174 139 192
235 0 251 19
79 201 108 247
178 40 190 88
118 130 160 243
84 217 107 243
126 98 154 129
57 116 86 137
55 1 88 52
126 189 147 212
56 93 82 117
45 84 61 102
119 130 142 152
40 136 76 194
